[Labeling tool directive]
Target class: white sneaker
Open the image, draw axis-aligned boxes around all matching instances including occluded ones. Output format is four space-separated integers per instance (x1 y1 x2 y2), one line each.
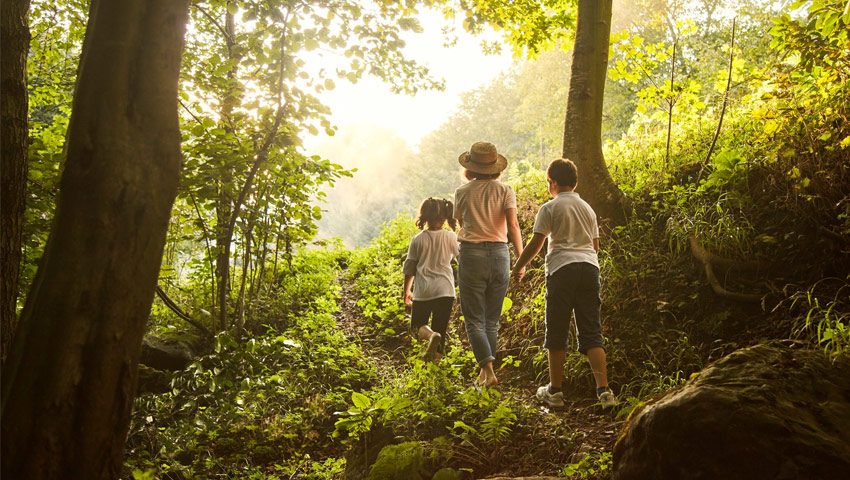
598 389 618 410
424 332 441 362
536 384 565 408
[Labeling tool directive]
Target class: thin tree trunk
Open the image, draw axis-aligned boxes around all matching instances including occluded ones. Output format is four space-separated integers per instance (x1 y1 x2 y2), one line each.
665 37 677 170
698 17 737 183
218 9 291 330
215 2 239 330
216 183 232 329
270 227 281 292
235 223 253 333
251 209 270 302
0 0 30 365
246 185 269 302
189 189 216 303
562 0 626 225
1 2 190 478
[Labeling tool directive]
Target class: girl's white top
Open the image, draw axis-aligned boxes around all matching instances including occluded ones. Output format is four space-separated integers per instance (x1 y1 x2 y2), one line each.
403 229 460 301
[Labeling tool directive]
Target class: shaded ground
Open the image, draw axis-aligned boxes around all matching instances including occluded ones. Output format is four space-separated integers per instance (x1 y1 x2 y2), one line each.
333 273 621 478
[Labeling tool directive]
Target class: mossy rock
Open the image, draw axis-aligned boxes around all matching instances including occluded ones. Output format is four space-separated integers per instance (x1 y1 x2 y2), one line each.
366 441 425 480
431 467 462 480
613 342 850 479
136 364 171 394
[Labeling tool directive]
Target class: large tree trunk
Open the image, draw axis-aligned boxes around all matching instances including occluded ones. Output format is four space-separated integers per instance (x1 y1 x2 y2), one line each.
0 0 30 365
1 1 190 478
562 0 626 225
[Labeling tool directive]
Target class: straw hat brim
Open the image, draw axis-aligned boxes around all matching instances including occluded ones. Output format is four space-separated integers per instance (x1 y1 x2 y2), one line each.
457 151 508 174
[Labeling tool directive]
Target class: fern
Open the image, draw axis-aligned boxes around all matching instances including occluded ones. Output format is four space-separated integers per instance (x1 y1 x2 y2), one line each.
480 403 517 445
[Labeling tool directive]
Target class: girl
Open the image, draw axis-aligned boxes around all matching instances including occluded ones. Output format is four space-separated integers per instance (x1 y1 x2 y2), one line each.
402 197 460 362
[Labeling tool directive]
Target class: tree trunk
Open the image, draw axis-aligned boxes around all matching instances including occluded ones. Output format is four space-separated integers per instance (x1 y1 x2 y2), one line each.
215 3 239 330
0 0 30 365
562 0 626 225
235 223 253 334
216 184 232 329
251 205 271 302
1 1 190 479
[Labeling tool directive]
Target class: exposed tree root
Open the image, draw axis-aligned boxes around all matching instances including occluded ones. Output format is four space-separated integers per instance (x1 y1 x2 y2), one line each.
689 236 764 303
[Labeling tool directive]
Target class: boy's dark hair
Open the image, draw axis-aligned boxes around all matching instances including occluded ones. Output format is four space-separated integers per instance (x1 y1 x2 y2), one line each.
463 169 501 181
547 158 578 187
416 197 458 231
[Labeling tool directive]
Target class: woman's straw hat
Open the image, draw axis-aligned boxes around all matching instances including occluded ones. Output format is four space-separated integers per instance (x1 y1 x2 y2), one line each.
458 142 507 174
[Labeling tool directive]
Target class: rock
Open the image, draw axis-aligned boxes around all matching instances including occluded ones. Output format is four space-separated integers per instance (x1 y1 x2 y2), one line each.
613 342 850 480
430 468 462 480
136 364 171 394
366 441 426 480
342 426 395 480
140 335 194 371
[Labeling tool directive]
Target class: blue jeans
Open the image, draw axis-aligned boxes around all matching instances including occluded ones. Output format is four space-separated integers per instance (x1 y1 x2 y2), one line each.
458 242 510 367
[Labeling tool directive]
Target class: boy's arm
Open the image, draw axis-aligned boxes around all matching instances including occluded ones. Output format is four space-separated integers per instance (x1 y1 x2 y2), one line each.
403 275 414 306
593 237 599 252
512 232 546 282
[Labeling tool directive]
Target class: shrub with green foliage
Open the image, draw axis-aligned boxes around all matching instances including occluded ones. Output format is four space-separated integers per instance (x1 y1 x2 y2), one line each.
125 248 370 478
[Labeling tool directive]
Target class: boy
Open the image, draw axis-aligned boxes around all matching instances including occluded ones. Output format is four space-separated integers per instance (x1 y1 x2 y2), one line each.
511 159 617 409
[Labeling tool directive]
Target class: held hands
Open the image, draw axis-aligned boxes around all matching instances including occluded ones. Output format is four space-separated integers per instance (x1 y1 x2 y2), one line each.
511 265 526 283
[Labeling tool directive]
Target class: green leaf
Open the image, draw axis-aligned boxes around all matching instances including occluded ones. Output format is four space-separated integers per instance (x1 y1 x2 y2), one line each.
351 391 371 409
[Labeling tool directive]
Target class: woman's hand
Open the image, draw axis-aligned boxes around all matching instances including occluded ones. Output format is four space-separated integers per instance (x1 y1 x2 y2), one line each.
403 290 413 306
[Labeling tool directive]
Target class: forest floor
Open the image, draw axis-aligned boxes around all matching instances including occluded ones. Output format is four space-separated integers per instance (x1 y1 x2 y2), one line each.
333 273 622 478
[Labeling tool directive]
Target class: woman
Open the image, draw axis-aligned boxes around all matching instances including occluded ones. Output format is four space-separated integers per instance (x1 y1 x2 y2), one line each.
454 142 524 387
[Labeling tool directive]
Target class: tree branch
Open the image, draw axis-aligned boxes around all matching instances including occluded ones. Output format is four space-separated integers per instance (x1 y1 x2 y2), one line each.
191 3 229 42
155 285 211 336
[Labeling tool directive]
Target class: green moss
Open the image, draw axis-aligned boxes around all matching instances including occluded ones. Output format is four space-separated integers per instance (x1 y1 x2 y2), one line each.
430 467 462 480
366 442 425 480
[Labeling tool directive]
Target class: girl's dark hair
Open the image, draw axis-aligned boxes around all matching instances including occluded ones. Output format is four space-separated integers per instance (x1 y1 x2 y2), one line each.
416 197 458 231
463 169 501 181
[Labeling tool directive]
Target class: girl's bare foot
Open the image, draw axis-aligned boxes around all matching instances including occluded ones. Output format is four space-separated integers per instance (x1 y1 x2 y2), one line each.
424 332 442 362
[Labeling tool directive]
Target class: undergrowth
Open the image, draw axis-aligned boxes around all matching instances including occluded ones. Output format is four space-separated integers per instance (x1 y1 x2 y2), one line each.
125 249 370 479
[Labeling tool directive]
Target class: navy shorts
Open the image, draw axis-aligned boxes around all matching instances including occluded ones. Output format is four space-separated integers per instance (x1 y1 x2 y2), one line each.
410 296 454 351
544 262 605 354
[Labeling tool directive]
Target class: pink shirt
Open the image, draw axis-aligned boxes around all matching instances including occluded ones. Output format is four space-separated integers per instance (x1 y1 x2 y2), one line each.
454 179 517 243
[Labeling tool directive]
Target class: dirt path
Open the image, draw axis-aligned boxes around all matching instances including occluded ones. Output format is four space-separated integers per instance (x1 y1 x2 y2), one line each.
333 271 623 478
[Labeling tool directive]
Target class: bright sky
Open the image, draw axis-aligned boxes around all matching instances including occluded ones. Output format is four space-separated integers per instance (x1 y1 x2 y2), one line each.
305 9 514 151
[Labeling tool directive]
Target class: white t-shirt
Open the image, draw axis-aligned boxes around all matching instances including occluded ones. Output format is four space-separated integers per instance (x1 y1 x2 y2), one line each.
403 229 460 300
532 191 599 275
454 179 517 243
